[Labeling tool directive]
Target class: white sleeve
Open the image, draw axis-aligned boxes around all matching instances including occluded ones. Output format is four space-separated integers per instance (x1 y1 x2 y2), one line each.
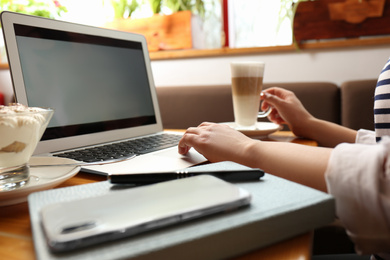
324 137 390 255
355 129 376 144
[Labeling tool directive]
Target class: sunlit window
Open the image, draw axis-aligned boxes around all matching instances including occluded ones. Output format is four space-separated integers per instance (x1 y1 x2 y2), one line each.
1 0 295 49
59 0 112 27
59 0 219 26
59 0 223 49
227 0 293 47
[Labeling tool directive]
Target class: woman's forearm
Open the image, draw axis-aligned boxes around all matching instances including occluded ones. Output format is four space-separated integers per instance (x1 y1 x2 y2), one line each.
300 118 357 148
178 122 334 192
241 140 333 192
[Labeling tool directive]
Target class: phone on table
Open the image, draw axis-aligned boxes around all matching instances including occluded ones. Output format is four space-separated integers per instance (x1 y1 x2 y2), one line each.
40 175 251 253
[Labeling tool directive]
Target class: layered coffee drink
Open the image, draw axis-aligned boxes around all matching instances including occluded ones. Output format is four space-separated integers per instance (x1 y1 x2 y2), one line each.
230 62 267 129
231 77 263 127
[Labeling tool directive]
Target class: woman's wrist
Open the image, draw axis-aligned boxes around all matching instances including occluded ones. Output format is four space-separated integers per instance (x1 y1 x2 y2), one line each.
289 116 318 139
301 117 323 140
239 139 264 168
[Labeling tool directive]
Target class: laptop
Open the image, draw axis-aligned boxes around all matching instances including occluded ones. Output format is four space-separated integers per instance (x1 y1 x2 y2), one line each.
0 11 206 175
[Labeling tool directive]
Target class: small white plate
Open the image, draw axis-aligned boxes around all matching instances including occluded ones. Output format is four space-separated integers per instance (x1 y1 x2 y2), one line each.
0 157 80 206
223 122 282 137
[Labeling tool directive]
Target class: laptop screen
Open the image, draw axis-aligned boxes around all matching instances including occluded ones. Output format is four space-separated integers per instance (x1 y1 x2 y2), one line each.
13 24 156 141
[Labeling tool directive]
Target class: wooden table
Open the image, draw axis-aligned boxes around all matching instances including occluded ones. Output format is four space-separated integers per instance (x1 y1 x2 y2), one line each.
0 131 317 260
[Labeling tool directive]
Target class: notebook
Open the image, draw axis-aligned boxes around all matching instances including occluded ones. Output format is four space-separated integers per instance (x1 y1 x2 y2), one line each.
0 11 206 175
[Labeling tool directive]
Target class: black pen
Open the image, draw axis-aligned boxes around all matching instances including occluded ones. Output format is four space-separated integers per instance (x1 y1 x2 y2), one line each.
108 169 264 184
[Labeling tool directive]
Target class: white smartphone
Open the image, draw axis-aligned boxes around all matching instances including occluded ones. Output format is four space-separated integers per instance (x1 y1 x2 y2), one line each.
40 175 251 253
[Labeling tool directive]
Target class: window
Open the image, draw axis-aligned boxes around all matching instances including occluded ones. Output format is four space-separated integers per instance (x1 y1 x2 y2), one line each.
2 1 294 50
227 0 293 48
59 0 294 49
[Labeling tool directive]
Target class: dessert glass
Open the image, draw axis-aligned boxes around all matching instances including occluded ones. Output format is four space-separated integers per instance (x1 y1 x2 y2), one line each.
0 104 53 191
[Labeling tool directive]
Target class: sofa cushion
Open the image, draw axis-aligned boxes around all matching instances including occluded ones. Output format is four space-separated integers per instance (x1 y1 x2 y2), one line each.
157 85 234 129
340 79 376 131
157 82 340 130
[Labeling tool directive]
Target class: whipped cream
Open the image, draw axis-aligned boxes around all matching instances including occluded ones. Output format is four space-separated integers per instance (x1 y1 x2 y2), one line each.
0 104 51 167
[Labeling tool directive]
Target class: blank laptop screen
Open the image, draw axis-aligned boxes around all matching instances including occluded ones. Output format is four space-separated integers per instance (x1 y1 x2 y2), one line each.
13 24 156 140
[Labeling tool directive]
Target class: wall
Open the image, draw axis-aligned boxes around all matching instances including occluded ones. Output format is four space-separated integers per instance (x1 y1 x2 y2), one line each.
0 44 389 103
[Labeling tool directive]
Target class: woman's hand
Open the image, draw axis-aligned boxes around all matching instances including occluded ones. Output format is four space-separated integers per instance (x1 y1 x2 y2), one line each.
178 122 256 163
262 87 357 147
261 87 315 138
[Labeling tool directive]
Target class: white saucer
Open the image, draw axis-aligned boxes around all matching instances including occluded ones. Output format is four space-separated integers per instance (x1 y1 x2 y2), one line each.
0 157 80 206
223 122 281 137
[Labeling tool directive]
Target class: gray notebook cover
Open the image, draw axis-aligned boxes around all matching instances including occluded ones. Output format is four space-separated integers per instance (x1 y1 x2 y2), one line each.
28 161 335 260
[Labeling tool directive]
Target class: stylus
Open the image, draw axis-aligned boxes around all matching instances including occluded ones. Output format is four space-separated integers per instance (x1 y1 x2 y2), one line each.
108 169 265 184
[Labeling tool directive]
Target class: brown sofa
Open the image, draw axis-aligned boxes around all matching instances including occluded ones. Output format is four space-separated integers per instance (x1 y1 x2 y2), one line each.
157 80 377 131
340 79 376 131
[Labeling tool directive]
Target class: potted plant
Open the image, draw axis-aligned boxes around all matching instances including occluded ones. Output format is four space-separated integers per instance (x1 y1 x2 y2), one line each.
107 0 210 51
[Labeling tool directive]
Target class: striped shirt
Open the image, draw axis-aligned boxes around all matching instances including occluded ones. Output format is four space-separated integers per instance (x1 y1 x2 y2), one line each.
374 58 390 142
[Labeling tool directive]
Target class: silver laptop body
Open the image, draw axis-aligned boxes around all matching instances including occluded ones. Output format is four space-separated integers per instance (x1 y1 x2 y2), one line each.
1 11 205 175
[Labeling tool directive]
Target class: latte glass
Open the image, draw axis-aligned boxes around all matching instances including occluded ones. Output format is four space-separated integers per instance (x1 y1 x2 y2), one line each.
230 61 271 129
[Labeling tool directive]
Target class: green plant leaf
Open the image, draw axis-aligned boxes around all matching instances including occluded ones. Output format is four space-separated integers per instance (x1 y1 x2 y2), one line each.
112 0 128 18
128 0 139 17
149 0 162 14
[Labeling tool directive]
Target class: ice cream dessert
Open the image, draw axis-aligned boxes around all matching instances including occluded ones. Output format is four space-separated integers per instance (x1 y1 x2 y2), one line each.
0 104 53 168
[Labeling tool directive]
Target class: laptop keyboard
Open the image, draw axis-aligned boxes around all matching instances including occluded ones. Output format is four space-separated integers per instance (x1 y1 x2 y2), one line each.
54 133 182 163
